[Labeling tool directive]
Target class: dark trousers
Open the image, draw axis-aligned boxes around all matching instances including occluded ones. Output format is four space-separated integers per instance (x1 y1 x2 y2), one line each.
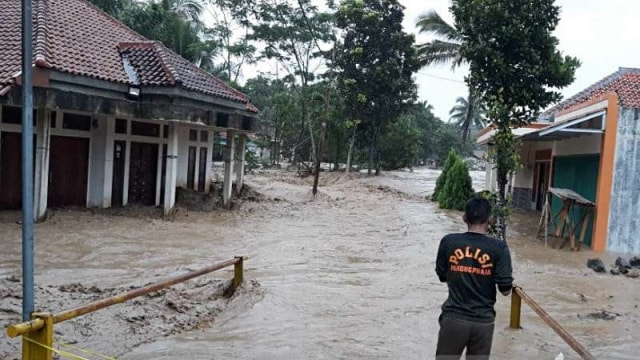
436 315 495 360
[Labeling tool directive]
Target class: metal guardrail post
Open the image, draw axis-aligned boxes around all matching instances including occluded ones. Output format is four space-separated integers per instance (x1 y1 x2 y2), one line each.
234 256 244 290
510 286 597 360
22 312 53 360
510 287 522 329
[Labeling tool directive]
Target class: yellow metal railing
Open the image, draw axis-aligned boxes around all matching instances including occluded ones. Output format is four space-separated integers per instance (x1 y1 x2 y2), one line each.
510 286 596 360
6 256 245 360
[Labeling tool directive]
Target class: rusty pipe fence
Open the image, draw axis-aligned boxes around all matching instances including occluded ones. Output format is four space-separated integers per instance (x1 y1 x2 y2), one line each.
510 286 596 360
6 256 245 360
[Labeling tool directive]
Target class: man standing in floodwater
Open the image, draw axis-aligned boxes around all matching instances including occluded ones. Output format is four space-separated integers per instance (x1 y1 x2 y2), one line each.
435 197 513 360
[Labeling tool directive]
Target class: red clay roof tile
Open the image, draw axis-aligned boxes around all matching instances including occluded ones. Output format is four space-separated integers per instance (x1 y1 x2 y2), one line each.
543 68 640 118
1 0 257 112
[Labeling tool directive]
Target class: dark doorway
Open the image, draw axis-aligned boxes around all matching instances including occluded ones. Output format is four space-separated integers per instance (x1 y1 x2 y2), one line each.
128 142 158 206
111 140 126 207
198 147 208 192
48 136 89 208
535 162 550 211
159 144 167 204
187 146 197 190
0 132 24 210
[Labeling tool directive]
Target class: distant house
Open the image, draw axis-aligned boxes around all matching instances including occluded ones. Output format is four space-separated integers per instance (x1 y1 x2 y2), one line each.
478 67 640 253
0 0 258 216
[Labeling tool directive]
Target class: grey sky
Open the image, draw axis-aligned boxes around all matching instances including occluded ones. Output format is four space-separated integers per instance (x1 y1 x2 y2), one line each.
205 0 640 123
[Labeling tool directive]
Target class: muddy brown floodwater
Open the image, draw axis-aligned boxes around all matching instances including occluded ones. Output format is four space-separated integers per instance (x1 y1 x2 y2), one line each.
1 168 639 359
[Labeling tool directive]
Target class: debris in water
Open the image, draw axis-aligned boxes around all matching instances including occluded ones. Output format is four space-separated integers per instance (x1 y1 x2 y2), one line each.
616 257 632 270
625 270 639 279
611 267 621 275
581 310 620 321
587 258 606 273
555 353 564 360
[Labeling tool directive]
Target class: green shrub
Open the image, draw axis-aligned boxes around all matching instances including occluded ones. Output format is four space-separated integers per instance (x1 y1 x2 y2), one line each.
432 148 459 201
439 159 474 211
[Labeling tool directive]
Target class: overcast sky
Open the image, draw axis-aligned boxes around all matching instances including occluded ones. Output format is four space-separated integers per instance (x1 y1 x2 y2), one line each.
206 0 640 122
405 0 640 121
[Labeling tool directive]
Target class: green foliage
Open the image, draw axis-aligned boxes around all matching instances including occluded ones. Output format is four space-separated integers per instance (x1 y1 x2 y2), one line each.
88 0 132 16
439 158 474 211
245 148 259 171
432 148 459 201
433 123 472 165
335 0 419 173
415 10 462 69
479 190 511 238
451 0 579 240
449 95 487 137
379 114 422 170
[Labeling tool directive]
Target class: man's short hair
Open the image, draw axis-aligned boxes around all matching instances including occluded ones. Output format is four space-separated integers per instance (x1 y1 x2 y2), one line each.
465 197 491 225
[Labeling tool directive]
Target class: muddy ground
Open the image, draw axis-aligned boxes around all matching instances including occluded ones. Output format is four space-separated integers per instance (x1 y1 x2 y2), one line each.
1 168 639 359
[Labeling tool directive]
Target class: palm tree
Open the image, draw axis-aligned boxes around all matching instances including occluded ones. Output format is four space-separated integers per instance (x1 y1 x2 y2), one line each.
449 96 487 139
416 10 483 141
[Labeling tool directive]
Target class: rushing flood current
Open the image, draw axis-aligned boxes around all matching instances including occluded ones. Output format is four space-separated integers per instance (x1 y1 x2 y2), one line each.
1 168 639 359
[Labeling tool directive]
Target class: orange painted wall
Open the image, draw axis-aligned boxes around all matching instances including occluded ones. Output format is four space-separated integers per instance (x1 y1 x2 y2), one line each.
592 94 619 252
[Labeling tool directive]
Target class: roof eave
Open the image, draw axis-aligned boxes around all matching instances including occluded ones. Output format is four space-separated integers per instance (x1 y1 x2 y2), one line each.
142 86 258 116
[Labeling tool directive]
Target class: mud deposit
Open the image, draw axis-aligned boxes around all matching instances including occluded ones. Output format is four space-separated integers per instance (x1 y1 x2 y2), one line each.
0 275 261 359
1 168 639 359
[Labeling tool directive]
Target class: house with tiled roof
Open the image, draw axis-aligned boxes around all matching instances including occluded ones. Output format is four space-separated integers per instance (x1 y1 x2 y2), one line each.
478 67 640 253
0 0 258 216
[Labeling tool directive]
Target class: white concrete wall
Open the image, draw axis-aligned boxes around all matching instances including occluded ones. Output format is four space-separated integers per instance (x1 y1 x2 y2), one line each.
88 114 108 207
483 141 553 192
176 126 191 188
1 104 231 212
553 134 602 156
513 141 553 190
175 126 214 191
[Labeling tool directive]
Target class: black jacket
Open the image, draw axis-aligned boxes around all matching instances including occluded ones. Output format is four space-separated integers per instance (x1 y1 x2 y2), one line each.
435 232 513 323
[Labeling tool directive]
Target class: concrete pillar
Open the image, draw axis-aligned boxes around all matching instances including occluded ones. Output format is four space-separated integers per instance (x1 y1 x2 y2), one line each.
33 109 51 221
223 131 236 209
102 117 115 208
235 134 246 195
205 130 214 193
163 123 179 215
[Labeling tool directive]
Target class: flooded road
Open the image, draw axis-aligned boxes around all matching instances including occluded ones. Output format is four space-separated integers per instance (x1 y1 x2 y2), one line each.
1 168 639 359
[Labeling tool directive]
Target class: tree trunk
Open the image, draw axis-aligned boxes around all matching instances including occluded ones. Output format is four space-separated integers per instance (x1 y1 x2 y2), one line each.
312 122 326 196
367 142 374 176
495 139 510 242
346 133 356 174
462 90 476 142
334 134 341 171
308 119 317 166
496 172 508 242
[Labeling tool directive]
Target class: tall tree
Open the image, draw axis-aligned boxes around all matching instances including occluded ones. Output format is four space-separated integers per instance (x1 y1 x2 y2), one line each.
249 0 334 168
335 0 418 175
205 0 256 82
449 96 486 139
415 10 478 142
88 0 132 16
451 0 579 240
119 0 211 62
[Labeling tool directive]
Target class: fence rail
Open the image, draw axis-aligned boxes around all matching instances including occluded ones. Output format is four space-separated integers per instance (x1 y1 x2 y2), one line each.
6 256 245 360
510 286 596 360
